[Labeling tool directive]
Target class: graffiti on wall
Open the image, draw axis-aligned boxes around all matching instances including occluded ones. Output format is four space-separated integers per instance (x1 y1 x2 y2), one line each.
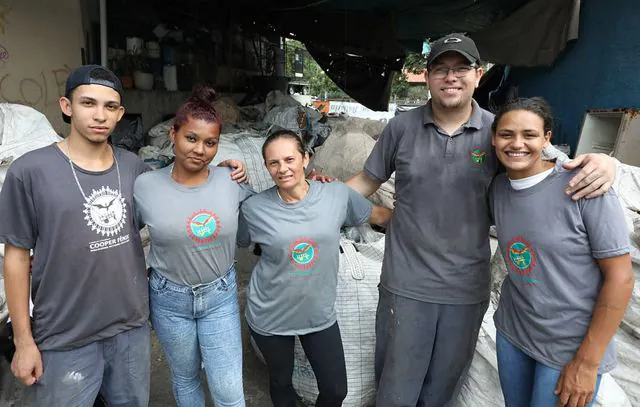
0 44 8 66
0 4 12 67
0 65 72 109
0 4 12 34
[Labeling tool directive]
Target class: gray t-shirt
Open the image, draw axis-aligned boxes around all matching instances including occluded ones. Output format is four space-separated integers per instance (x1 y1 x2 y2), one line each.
364 100 498 304
0 144 149 351
491 162 630 373
134 166 253 286
239 181 372 336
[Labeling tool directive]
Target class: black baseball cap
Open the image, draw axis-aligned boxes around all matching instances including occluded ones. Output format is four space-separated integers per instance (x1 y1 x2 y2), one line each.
62 65 124 123
427 33 480 67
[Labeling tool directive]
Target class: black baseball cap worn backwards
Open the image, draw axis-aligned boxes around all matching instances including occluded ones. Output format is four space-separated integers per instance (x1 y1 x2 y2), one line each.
62 65 124 123
427 33 480 67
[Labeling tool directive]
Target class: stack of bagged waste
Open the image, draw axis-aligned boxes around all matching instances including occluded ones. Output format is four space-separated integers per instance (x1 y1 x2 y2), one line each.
0 104 62 320
0 104 61 406
308 116 395 209
607 162 640 406
325 114 386 142
0 104 62 187
141 91 335 193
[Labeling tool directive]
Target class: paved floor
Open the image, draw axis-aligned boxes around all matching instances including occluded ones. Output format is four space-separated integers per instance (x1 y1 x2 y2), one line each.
0 247 273 407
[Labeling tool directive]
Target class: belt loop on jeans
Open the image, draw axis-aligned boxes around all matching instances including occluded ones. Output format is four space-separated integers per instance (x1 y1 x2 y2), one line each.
190 263 235 293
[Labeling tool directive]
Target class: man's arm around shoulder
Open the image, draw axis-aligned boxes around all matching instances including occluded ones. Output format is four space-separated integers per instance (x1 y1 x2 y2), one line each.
4 244 42 385
346 171 382 198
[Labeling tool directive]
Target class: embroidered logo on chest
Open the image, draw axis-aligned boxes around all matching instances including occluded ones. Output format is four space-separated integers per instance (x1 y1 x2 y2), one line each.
471 149 487 165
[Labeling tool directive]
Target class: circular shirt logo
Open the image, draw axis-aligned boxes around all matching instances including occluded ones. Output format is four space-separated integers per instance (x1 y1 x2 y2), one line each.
290 238 318 270
186 210 220 243
507 237 537 275
83 186 126 237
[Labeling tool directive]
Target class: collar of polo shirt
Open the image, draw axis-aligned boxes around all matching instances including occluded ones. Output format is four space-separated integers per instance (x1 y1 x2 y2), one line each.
422 99 485 130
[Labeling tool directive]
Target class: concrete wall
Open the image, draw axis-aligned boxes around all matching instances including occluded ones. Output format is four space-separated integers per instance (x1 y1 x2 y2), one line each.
508 0 640 154
0 0 83 133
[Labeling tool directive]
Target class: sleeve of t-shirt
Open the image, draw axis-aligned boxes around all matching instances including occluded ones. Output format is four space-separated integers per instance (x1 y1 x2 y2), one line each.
236 206 252 248
132 177 146 230
238 183 255 203
136 160 152 176
581 190 630 259
344 184 373 226
363 121 399 183
0 170 37 249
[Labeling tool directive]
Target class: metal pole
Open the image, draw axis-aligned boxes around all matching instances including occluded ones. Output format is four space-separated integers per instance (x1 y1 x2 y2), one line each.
100 0 107 66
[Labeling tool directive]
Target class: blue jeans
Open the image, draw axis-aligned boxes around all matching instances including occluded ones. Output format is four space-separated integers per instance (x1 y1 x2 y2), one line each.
150 266 244 407
27 324 150 407
496 331 602 407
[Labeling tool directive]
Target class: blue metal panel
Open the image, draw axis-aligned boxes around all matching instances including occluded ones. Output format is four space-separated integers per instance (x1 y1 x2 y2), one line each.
508 0 640 154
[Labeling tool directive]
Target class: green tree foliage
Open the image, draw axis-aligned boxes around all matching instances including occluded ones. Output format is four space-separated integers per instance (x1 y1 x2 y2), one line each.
404 52 428 74
391 71 409 99
283 40 436 102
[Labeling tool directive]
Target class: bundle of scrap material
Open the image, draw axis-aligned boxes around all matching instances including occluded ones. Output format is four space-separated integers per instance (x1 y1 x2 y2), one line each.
138 91 394 207
0 104 62 324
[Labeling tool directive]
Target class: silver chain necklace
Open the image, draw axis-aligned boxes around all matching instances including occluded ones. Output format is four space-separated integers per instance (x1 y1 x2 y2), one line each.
64 139 122 201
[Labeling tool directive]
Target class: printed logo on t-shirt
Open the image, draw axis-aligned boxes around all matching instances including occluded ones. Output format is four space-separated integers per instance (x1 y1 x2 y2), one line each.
471 149 487 165
506 236 538 284
289 238 319 277
85 187 130 253
186 210 221 252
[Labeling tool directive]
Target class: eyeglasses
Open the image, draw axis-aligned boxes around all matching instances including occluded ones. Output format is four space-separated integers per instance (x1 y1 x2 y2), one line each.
428 65 477 79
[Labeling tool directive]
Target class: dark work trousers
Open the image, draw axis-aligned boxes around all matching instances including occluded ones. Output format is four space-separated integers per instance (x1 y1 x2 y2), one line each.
375 286 489 407
250 322 348 407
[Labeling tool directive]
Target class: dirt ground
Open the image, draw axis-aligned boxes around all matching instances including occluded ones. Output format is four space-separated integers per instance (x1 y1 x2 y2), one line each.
0 247 273 407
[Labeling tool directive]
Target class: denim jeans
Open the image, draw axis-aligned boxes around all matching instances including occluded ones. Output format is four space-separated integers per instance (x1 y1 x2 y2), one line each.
26 324 150 407
150 266 244 407
496 331 602 407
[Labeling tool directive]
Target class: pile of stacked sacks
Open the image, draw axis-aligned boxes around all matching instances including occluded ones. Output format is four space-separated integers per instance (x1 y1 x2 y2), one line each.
0 104 61 405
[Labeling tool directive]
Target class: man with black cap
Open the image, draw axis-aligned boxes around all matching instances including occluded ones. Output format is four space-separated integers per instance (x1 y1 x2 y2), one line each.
346 33 617 406
0 65 151 406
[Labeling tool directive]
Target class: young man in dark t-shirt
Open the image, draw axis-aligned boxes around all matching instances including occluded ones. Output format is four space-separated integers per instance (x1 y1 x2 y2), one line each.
0 65 150 406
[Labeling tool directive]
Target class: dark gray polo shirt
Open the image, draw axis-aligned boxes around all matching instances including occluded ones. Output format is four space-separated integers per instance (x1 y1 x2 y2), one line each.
364 100 497 304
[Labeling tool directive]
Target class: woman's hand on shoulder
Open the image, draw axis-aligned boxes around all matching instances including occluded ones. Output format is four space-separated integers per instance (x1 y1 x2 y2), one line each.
217 159 249 184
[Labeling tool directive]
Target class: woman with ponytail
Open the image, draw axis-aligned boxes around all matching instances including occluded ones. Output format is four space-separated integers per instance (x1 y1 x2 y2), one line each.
134 84 250 407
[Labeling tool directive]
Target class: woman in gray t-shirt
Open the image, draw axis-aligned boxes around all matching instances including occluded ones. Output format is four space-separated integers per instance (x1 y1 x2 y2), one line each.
239 130 392 407
489 97 634 407
134 85 251 407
